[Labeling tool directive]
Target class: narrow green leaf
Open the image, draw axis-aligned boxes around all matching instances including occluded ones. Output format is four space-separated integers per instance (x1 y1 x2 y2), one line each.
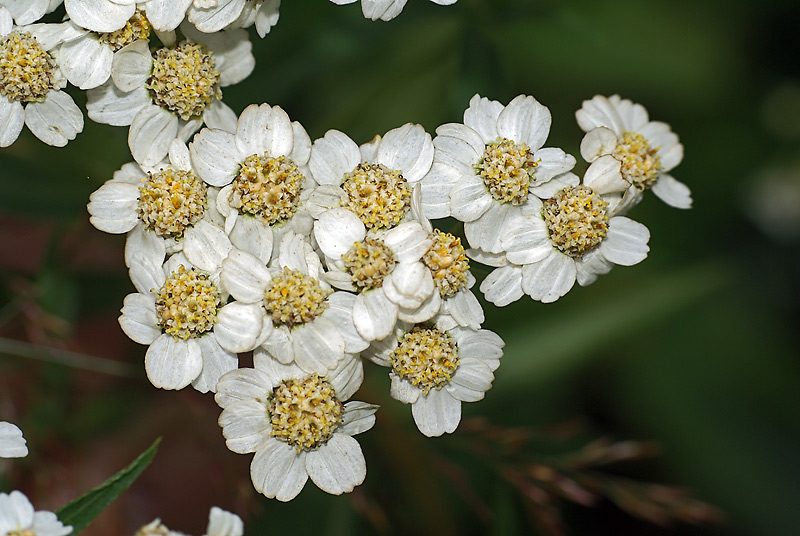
55 437 161 534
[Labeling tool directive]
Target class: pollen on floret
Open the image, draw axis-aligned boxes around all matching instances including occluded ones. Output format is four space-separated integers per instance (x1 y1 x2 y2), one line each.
612 131 662 190
422 230 470 298
543 185 609 257
267 374 344 452
342 162 411 230
154 265 220 340
146 41 221 121
98 10 151 52
391 326 460 394
136 167 207 239
475 138 540 205
232 154 305 225
342 238 396 292
263 268 331 328
0 31 57 103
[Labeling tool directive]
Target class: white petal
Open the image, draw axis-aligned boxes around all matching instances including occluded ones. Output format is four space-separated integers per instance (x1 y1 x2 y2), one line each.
501 215 552 265
218 400 269 453
234 103 271 157
450 173 493 222
464 202 515 254
382 221 431 263
215 302 263 353
382 263 433 309
203 98 239 132
448 358 493 398
87 181 140 233
144 0 193 32
397 289 440 323
527 171 580 199
0 422 27 458
313 208 365 259
376 123 433 183
65 0 135 32
58 35 113 89
229 216 273 265
531 147 576 183
251 439 308 501
652 173 692 209
188 0 248 34
443 289 484 330
389 373 420 404
324 292 368 353
579 126 618 162
110 40 152 92
575 248 613 287
260 328 294 365
520 251 576 303
124 224 166 269
338 401 379 436
189 128 241 187
192 334 238 393
118 292 160 344
24 90 84 147
353 289 398 342
183 219 233 272
86 82 149 126
292 319 346 374
496 94 551 150
582 154 628 194
420 162 459 219
328 353 364 401
306 434 366 494
463 93 503 142
599 216 650 266
129 105 178 166
221 248 270 303
0 96 24 147
456 329 504 371
411 388 461 437
308 130 360 186
479 264 523 307
145 334 203 390
205 506 244 536
215 366 272 409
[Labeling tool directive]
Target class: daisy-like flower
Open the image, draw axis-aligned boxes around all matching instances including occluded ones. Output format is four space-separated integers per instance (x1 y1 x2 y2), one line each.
86 23 254 167
308 123 433 234
0 10 84 147
0 421 27 458
0 490 72 536
330 0 456 22
314 209 435 342
420 94 576 256
576 94 689 210
87 139 229 272
216 352 376 501
221 231 368 374
119 252 263 392
0 0 62 25
479 156 651 305
365 316 502 437
136 506 243 536
190 103 313 264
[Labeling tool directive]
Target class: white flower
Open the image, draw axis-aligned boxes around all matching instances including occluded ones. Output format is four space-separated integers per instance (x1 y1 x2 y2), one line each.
0 490 72 536
230 0 280 38
221 232 368 375
190 103 313 264
330 0 456 22
365 316 503 437
136 506 243 536
479 156 651 304
0 12 84 147
119 251 263 392
420 94 576 257
0 421 27 458
576 94 689 211
86 23 254 167
216 352 376 501
0 0 62 25
314 209 435 341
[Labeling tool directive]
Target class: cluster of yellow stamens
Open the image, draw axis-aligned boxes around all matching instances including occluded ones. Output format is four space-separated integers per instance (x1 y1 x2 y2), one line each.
342 239 396 291
154 265 220 340
263 268 331 327
391 327 460 394
612 131 662 190
136 167 207 238
422 230 470 297
475 138 539 205
543 185 609 257
267 374 344 452
342 163 411 230
232 154 305 225
98 10 151 52
0 31 56 103
146 41 221 121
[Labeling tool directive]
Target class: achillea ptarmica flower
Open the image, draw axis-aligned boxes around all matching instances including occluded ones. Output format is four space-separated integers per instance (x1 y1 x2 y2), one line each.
0 0 62 25
190 103 313 264
221 232 368 374
330 0 456 22
420 93 576 256
216 353 376 501
365 317 503 437
576 94 689 210
0 421 27 458
119 252 263 392
0 490 72 536
478 156 651 305
137 506 243 536
86 23 254 167
0 11 84 147
314 209 436 341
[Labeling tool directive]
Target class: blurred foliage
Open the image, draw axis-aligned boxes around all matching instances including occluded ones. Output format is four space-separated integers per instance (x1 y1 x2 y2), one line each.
1 0 799 535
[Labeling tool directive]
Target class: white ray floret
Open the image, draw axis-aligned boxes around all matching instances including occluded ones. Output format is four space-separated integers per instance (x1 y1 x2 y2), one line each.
0 0 62 25
0 490 72 536
0 421 27 458
216 352 375 501
137 506 243 536
229 0 280 37
329 0 456 22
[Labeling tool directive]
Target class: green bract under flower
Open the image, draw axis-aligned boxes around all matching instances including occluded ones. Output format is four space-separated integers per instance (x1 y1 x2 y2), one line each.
392 327 460 394
543 185 609 257
0 31 56 103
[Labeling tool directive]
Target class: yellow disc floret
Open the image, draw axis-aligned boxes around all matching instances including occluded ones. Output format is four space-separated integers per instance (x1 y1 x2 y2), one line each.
146 41 221 121
422 230 470 298
475 138 540 205
154 265 220 340
136 167 207 239
267 374 344 452
543 185 609 257
342 238 396 292
391 327 460 394
0 31 57 103
98 10 151 52
612 131 662 190
263 268 331 328
342 162 411 231
232 154 305 225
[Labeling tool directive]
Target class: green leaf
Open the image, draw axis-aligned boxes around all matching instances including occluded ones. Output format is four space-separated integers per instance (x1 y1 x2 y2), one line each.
55 438 161 534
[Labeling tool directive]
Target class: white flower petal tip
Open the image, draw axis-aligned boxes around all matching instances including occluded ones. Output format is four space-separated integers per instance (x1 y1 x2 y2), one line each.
0 422 28 458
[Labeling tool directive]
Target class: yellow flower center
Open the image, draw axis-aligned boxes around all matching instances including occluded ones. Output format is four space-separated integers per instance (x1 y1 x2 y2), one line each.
0 31 56 103
268 374 344 452
612 131 662 190
154 265 220 340
543 185 609 257
98 10 151 52
475 138 540 205
422 230 470 298
137 167 207 238
232 154 305 225
342 238 396 292
391 327 460 394
263 268 331 328
342 162 411 231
